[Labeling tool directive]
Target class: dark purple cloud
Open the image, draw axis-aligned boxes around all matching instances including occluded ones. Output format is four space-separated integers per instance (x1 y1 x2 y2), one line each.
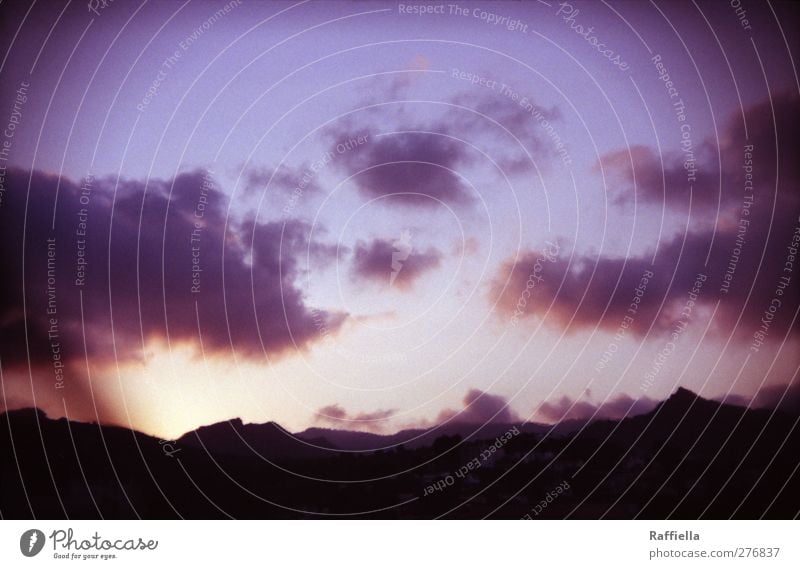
492 94 800 342
330 86 564 207
0 167 345 377
437 389 520 425
491 220 799 341
350 237 442 290
314 404 396 432
447 90 565 173
241 163 322 199
316 404 348 422
335 131 475 207
450 91 561 144
316 390 522 433
599 92 799 211
597 143 720 209
536 393 659 423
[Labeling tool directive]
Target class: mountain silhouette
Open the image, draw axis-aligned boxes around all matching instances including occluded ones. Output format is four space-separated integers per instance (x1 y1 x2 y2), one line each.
1 388 797 519
178 418 335 461
294 421 561 452
579 386 765 451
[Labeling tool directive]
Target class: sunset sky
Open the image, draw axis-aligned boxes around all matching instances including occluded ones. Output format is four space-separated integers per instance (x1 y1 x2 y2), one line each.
1 0 798 439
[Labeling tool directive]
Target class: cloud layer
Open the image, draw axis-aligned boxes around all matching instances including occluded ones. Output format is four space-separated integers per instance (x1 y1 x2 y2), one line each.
0 168 345 376
536 393 659 423
436 389 521 425
491 93 800 344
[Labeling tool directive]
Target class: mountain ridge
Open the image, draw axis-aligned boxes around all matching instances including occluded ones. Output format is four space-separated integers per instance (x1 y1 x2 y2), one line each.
2 387 798 519
1 386 787 451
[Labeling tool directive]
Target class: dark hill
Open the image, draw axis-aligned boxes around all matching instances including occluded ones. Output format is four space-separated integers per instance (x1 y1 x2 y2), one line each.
1 388 797 519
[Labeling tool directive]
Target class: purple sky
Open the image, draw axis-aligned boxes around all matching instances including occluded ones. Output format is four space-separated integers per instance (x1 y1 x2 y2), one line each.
1 0 798 437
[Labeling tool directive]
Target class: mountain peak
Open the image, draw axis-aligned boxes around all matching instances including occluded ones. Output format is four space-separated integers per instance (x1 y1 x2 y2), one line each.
654 387 716 416
671 387 699 401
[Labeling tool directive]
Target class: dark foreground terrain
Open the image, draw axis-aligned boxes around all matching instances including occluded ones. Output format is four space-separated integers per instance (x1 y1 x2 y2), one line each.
2 388 798 519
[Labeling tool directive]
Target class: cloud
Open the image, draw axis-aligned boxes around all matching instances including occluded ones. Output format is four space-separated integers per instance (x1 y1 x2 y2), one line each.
597 143 719 209
436 389 521 425
350 237 442 290
240 163 322 199
328 83 564 207
535 393 659 423
598 92 799 211
335 131 475 207
314 404 396 432
0 167 346 374
446 90 563 173
491 94 800 342
316 404 348 421
491 221 799 341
